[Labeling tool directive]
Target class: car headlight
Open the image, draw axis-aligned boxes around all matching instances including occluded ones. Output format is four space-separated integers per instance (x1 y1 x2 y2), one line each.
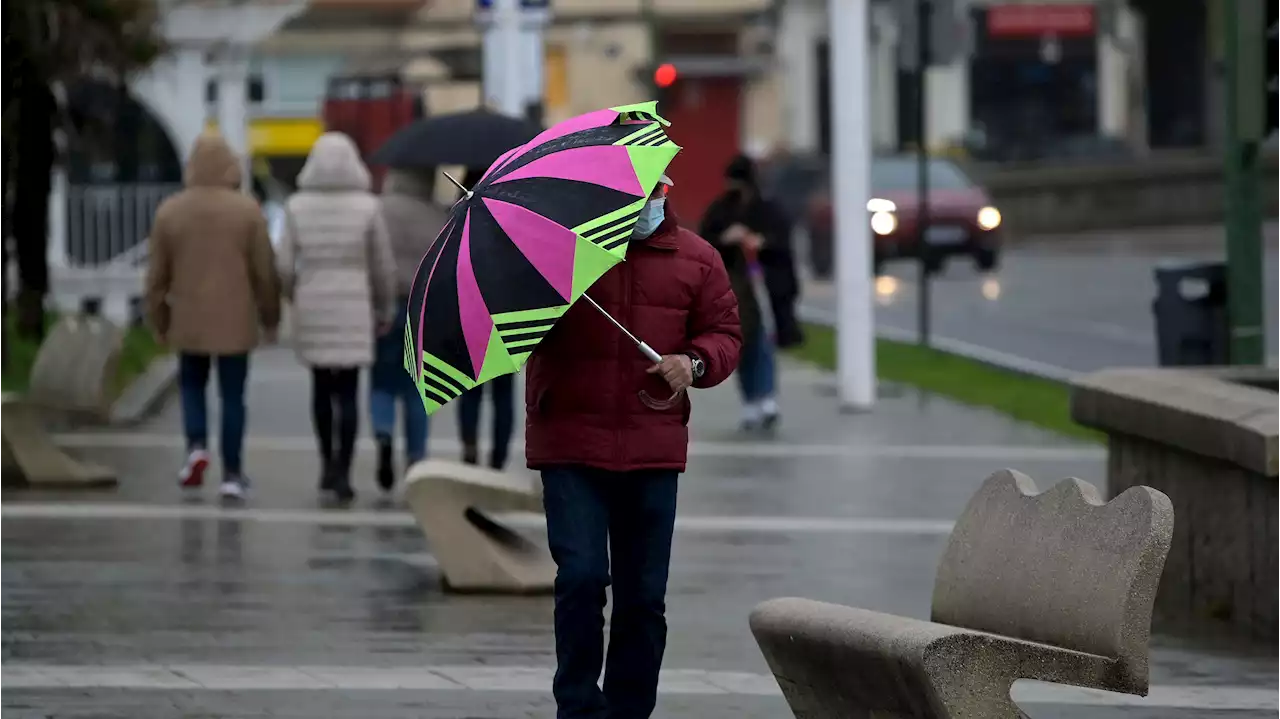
869 211 897 236
866 197 897 213
977 206 1002 230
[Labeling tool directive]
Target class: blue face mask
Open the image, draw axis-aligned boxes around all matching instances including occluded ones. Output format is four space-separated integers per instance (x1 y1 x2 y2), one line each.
631 198 666 239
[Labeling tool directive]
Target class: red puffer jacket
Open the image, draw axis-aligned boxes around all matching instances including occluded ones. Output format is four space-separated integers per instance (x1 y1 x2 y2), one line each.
524 214 742 472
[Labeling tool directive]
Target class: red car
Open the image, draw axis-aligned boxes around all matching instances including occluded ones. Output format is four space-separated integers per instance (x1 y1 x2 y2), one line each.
807 156 1003 275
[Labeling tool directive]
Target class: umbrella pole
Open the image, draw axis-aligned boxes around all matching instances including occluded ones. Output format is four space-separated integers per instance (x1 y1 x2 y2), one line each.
581 294 663 363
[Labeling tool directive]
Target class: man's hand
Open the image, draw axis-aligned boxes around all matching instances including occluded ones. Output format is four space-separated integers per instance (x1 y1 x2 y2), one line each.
721 223 750 245
646 354 694 393
742 232 764 254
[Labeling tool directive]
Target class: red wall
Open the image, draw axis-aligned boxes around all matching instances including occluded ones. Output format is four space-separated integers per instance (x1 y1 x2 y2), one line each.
659 77 742 230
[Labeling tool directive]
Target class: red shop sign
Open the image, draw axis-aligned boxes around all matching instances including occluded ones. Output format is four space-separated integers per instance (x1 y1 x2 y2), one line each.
986 4 1096 37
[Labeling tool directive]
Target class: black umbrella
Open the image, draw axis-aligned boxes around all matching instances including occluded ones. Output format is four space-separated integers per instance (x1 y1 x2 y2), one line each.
371 110 542 170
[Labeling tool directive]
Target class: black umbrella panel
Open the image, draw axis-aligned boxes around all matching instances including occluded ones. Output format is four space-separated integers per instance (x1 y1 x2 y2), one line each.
371 110 542 170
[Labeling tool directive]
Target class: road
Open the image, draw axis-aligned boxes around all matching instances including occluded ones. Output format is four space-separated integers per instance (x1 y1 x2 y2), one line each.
800 224 1279 375
5 349 1276 717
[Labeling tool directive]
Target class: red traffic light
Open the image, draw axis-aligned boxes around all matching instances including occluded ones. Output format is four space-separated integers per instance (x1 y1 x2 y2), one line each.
654 63 678 88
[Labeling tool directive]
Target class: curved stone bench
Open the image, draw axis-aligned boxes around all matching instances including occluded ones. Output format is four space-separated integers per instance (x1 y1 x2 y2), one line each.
403 459 555 594
750 469 1174 719
2 315 123 488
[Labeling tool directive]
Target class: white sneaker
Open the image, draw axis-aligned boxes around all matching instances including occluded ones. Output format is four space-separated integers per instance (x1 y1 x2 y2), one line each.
740 402 763 430
179 449 210 489
219 477 248 501
761 397 781 430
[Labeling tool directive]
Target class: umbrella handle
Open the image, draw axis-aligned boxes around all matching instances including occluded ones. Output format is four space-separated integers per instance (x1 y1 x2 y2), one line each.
637 341 662 364
639 388 685 411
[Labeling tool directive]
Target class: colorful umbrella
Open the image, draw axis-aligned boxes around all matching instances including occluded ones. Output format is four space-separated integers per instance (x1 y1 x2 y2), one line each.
404 101 681 415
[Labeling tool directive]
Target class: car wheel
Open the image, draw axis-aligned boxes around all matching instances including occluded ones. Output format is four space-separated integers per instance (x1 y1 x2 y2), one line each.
973 247 999 272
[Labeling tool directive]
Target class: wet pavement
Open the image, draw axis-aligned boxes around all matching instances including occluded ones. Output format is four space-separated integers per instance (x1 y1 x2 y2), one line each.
4 348 1276 717
801 223 1280 373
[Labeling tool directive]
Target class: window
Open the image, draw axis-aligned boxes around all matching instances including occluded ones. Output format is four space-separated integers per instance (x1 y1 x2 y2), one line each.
871 158 973 192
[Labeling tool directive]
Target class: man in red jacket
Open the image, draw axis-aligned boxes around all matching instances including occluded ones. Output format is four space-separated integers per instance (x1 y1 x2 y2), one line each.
524 175 742 718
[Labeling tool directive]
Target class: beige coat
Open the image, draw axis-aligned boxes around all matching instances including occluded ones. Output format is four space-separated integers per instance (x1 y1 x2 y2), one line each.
278 132 396 368
380 170 451 297
145 132 281 355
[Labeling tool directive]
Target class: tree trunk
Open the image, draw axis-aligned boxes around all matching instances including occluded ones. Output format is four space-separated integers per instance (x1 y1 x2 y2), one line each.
12 78 55 341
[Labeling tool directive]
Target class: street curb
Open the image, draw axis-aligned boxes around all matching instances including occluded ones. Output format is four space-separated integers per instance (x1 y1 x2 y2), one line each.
797 304 1080 385
109 354 177 426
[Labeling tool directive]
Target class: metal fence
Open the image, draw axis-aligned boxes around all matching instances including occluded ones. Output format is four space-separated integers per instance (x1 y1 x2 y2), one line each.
64 183 180 268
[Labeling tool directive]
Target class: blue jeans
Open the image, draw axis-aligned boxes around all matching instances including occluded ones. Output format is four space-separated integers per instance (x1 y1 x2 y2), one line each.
178 353 249 476
370 300 429 462
541 466 679 719
736 321 777 403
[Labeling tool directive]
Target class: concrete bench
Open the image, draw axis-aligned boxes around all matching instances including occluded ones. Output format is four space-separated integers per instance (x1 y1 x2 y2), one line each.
2 315 123 488
1071 366 1277 639
749 469 1174 719
403 459 555 594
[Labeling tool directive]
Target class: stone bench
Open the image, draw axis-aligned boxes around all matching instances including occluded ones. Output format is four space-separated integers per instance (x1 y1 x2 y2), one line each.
403 459 555 594
1071 366 1277 639
2 315 123 488
749 469 1174 718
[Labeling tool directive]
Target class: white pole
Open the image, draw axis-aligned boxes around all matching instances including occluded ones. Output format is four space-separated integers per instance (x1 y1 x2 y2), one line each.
519 5 549 118
216 45 251 192
829 0 875 410
494 0 524 117
481 20 502 107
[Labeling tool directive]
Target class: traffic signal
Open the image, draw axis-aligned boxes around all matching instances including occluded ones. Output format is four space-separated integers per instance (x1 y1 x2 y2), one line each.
653 63 678 89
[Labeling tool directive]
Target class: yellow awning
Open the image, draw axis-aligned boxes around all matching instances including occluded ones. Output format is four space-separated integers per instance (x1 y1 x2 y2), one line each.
204 118 324 157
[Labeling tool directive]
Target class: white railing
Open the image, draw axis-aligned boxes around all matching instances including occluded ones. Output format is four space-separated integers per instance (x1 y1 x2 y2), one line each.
64 182 181 268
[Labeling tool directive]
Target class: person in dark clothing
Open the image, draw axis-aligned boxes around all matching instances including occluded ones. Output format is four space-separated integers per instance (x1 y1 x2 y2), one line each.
526 175 742 719
455 167 516 470
699 154 801 430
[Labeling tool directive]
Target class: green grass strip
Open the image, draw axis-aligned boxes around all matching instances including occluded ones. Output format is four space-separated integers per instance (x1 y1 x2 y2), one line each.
788 323 1101 443
2 314 165 398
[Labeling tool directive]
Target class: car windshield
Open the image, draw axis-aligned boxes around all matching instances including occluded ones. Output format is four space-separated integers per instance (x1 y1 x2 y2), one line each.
871 157 973 192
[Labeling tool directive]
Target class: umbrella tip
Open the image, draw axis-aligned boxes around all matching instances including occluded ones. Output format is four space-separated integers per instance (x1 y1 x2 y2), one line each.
442 170 471 196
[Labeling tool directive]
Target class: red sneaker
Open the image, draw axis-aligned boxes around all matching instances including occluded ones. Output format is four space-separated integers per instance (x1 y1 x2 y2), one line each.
179 449 210 488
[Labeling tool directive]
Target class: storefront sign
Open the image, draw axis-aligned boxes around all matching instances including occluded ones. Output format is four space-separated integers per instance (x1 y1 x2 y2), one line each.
986 4 1095 38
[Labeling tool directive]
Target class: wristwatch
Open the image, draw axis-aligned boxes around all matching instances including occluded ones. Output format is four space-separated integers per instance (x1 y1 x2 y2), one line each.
684 353 706 380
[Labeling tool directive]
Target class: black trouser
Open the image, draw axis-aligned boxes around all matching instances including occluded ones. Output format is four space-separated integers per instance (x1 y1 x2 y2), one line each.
311 367 360 478
456 373 515 469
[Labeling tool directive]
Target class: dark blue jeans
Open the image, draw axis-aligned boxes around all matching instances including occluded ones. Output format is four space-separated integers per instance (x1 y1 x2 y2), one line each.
178 353 249 476
540 466 679 719
370 299 428 462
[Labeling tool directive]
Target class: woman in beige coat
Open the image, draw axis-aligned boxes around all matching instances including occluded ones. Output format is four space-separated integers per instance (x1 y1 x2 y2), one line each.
278 132 396 502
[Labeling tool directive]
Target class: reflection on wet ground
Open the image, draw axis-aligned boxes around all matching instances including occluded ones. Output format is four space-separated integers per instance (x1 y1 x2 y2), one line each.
4 357 1275 717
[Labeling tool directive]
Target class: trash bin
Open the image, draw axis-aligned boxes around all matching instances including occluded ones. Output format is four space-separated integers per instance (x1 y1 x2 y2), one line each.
1152 261 1230 366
